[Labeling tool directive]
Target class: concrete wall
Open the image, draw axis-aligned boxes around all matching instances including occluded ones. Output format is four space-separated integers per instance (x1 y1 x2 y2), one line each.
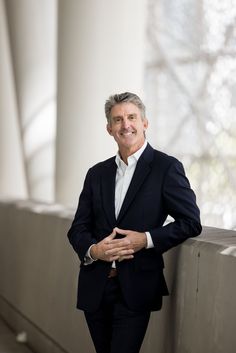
0 200 236 353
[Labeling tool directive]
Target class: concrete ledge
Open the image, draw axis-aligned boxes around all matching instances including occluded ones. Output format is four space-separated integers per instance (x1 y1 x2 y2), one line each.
0 199 236 353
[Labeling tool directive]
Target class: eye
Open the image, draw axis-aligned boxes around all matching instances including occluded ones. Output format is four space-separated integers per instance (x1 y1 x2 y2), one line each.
128 114 136 120
112 116 123 124
114 117 121 123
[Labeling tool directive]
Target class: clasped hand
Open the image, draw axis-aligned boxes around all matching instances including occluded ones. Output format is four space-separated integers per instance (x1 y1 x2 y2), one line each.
90 227 147 262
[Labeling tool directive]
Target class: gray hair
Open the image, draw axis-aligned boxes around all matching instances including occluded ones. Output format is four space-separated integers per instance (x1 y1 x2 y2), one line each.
105 92 146 124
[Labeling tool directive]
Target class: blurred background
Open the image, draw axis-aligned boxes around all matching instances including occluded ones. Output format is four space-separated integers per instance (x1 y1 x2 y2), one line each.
1 2 236 353
1 0 236 230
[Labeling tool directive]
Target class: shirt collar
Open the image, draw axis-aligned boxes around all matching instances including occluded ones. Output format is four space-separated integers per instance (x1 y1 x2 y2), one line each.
115 140 148 168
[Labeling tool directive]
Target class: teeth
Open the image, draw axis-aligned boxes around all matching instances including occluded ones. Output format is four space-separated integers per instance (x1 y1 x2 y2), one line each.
121 132 134 135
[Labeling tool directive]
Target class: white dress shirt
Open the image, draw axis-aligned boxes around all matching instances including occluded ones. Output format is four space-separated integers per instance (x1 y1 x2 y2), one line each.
86 140 154 264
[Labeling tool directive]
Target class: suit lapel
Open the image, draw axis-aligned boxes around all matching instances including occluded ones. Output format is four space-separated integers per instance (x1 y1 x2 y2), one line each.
101 158 117 227
117 144 154 223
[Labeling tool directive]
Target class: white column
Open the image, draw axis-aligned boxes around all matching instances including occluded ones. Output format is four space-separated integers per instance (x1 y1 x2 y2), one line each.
5 0 57 202
0 0 27 199
56 0 147 206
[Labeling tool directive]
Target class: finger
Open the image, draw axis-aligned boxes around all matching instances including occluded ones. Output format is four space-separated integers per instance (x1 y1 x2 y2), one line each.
118 254 134 262
106 238 131 247
105 229 117 242
104 236 131 248
114 227 129 235
105 247 134 256
117 250 134 257
106 255 120 262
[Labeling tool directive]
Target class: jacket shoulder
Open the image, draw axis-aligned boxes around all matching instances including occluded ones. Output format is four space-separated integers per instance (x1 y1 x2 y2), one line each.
88 156 116 175
151 148 181 169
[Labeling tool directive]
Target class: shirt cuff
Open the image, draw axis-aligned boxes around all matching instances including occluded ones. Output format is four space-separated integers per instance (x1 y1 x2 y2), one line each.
84 244 97 265
145 231 154 249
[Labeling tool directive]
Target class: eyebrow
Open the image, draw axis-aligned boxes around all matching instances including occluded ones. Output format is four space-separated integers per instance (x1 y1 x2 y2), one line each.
112 113 137 119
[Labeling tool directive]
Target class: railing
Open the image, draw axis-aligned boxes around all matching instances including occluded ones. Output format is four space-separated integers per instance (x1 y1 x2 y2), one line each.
0 200 235 353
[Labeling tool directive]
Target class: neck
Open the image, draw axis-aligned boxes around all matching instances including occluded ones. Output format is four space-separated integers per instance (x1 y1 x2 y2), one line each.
119 141 145 165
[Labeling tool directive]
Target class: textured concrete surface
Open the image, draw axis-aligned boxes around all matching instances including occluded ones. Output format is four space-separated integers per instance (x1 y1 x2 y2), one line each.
0 317 34 353
0 199 236 353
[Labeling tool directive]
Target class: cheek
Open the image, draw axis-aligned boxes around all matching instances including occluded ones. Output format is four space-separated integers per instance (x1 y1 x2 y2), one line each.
109 129 119 140
111 128 120 136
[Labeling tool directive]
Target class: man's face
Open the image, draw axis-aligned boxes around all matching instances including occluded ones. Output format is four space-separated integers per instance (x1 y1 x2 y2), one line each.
107 102 148 153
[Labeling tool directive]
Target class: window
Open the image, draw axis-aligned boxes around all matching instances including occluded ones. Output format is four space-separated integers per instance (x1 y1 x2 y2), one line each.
145 0 236 229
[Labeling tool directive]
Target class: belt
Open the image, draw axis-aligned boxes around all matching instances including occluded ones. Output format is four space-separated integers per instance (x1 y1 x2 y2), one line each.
108 268 117 278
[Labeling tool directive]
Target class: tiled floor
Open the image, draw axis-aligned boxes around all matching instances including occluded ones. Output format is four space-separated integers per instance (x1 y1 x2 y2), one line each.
0 318 34 353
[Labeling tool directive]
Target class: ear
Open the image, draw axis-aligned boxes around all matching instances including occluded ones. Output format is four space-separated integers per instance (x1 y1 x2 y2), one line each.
143 118 149 130
106 123 113 135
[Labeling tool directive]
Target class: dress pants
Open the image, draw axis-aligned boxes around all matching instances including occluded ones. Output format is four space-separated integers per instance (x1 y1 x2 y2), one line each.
84 276 151 353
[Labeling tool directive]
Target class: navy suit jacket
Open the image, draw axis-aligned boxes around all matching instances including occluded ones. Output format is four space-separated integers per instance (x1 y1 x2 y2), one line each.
67 144 202 312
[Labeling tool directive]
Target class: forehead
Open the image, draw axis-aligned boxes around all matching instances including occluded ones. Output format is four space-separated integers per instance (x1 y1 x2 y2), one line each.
110 102 141 117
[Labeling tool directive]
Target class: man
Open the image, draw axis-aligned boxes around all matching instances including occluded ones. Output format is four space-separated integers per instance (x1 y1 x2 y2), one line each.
67 92 202 353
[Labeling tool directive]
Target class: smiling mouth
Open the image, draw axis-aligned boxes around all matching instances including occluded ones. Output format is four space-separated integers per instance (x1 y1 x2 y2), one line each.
120 131 135 136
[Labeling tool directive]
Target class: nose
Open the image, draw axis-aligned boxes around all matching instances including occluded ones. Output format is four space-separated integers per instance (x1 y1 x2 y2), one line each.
121 117 130 129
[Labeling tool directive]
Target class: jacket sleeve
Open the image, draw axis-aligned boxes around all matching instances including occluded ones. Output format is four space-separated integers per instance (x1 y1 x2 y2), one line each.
150 160 202 254
67 168 97 262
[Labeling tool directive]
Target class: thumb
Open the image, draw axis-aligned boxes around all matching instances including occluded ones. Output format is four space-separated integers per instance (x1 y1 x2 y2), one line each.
114 227 127 235
106 229 117 241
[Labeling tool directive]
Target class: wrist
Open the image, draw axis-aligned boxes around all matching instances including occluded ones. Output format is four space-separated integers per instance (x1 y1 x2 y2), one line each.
142 232 148 248
90 244 98 260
